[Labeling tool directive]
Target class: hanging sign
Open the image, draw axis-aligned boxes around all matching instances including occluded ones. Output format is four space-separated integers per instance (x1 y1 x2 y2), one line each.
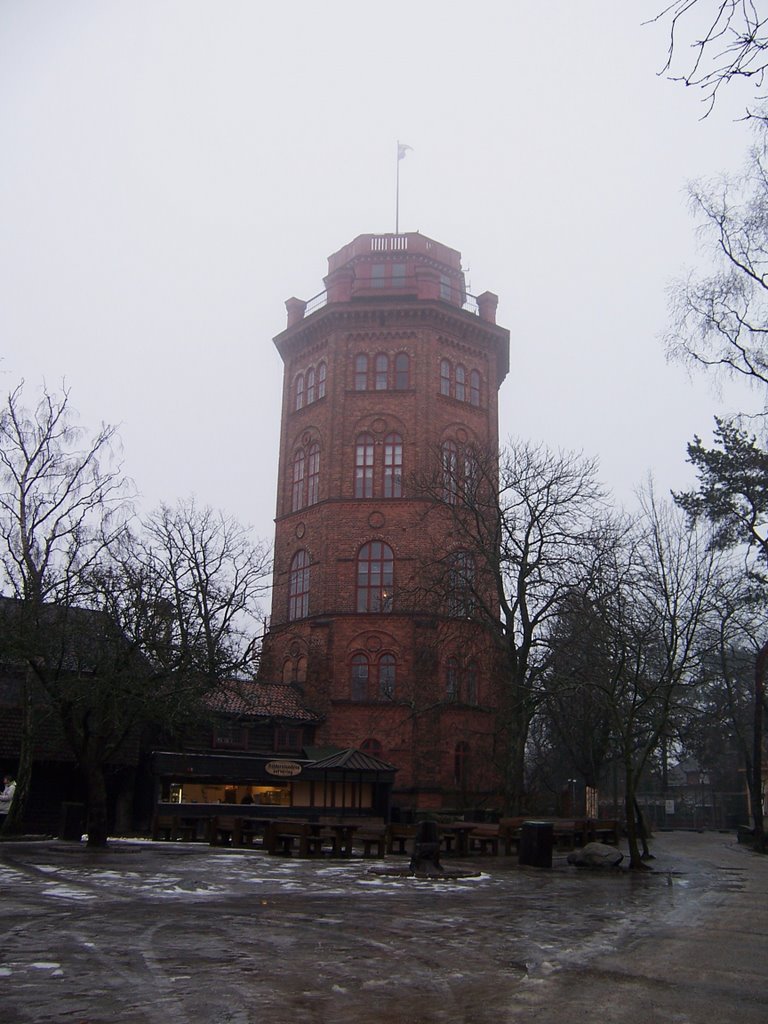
265 760 303 778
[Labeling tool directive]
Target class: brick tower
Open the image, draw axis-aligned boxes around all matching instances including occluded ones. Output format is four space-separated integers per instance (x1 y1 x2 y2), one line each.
263 232 510 813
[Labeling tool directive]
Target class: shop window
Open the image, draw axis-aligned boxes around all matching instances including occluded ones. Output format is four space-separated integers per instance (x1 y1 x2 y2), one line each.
351 653 369 700
288 550 310 620
378 653 396 699
356 541 394 613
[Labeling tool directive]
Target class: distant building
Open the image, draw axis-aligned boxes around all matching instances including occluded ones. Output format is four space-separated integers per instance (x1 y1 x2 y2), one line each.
261 232 510 814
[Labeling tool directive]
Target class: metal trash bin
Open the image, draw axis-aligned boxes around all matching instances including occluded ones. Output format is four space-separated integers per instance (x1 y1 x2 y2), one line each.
59 802 85 841
518 820 553 868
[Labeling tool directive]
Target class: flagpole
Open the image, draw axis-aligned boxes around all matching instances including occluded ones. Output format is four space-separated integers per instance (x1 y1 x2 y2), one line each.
395 141 400 234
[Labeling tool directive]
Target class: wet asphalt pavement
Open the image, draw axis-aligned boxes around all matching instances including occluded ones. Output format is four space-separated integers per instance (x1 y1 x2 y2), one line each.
0 830 766 1023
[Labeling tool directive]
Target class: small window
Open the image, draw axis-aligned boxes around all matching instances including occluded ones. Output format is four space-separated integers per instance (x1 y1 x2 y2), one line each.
306 366 316 404
470 369 480 407
317 361 327 399
351 653 369 700
392 262 406 288
295 373 305 411
296 655 308 684
440 275 452 301
442 440 459 504
275 726 303 752
355 354 368 391
371 264 386 287
395 352 410 390
361 737 383 758
440 359 451 397
375 353 389 390
214 722 247 750
379 654 396 699
288 550 310 621
448 551 476 617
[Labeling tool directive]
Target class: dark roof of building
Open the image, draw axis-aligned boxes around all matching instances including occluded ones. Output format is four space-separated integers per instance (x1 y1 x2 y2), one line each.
204 680 322 723
309 747 397 772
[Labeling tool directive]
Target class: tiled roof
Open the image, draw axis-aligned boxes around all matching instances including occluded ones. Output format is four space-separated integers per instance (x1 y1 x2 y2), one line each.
204 680 322 723
309 747 397 772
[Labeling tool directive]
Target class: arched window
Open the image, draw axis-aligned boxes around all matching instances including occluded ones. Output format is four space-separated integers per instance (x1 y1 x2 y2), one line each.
375 353 389 390
355 433 375 498
455 364 466 402
307 443 320 506
361 737 383 758
442 440 459 504
469 369 480 407
296 656 308 684
454 742 469 787
355 354 368 391
383 433 403 498
351 653 369 700
466 662 478 705
281 659 293 683
295 373 305 411
395 352 409 390
356 541 394 613
306 366 316 404
378 654 396 699
446 658 459 700
291 448 305 512
317 361 327 399
288 550 310 621
440 359 451 396
448 550 476 617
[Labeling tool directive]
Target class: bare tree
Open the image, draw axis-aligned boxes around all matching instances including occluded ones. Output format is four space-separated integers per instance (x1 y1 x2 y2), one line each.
652 1 768 115
0 382 129 834
417 438 607 814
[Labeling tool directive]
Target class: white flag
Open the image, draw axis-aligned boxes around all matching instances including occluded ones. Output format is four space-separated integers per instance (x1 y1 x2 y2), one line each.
398 142 413 160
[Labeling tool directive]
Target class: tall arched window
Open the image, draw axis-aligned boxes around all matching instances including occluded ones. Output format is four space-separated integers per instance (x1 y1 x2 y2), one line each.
307 443 320 505
351 653 369 700
288 550 310 621
446 658 459 700
448 550 476 617
317 361 327 399
356 541 394 613
395 352 410 390
466 662 478 704
295 373 305 411
296 656 308 684
440 359 451 396
306 366 316 404
470 369 480 407
454 742 469 787
355 354 368 390
375 353 389 390
378 654 396 699
291 448 305 512
383 433 403 498
455 364 466 402
442 440 459 504
355 433 375 498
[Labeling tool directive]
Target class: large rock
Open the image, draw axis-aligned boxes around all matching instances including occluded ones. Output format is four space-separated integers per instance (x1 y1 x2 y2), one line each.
567 842 624 868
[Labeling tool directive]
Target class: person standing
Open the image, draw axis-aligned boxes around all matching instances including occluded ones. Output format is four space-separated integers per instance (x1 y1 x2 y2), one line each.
0 775 16 824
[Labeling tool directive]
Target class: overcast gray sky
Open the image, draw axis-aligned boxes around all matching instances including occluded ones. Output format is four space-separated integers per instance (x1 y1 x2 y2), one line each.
0 1 761 541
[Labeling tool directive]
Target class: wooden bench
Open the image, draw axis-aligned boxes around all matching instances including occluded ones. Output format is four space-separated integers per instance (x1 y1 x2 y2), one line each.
266 820 323 858
355 824 386 858
209 815 242 847
588 819 620 845
386 823 417 854
467 824 500 855
152 813 199 842
499 817 526 855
